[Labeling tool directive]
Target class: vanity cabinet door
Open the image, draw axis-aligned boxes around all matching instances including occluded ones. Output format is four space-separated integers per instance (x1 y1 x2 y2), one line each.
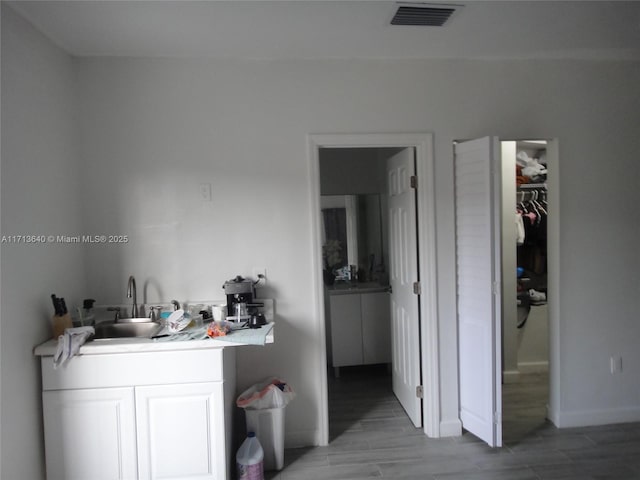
362 292 391 364
329 294 363 366
42 387 137 480
135 382 226 480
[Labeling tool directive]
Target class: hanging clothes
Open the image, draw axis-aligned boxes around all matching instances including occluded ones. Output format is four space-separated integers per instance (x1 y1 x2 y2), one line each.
516 212 525 246
516 188 547 275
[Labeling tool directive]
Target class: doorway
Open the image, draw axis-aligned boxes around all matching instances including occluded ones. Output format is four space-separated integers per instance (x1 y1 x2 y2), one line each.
320 147 421 434
308 133 439 445
503 140 551 443
454 137 558 447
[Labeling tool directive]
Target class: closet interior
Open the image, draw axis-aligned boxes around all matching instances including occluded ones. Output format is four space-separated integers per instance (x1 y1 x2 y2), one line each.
502 140 550 440
514 141 548 369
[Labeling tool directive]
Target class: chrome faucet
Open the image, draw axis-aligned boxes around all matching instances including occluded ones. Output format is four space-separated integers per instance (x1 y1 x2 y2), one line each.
127 275 139 318
171 299 181 311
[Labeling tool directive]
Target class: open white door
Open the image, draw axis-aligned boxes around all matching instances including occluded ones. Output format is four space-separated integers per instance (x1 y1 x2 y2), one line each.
454 137 503 447
387 148 422 428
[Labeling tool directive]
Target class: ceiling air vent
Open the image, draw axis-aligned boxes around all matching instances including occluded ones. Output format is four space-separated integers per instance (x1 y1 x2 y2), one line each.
391 3 462 27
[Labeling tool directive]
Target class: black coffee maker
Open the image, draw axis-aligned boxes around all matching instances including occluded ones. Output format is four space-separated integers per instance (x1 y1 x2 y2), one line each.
223 275 255 318
223 275 267 326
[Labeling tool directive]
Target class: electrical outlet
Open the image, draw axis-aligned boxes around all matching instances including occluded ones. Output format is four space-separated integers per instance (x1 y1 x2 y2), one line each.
252 267 267 285
610 355 623 374
199 183 212 202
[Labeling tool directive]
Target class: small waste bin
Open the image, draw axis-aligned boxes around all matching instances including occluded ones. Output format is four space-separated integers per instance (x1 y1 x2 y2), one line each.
237 378 295 471
245 407 285 470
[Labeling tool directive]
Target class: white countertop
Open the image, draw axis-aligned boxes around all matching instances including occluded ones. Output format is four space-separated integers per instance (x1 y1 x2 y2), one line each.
327 282 390 296
34 322 275 356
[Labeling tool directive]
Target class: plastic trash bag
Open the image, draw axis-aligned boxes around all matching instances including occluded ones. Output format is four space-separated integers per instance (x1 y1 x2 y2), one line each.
236 378 295 410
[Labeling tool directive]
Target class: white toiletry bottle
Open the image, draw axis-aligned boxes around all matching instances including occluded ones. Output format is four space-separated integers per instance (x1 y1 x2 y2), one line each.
236 431 264 480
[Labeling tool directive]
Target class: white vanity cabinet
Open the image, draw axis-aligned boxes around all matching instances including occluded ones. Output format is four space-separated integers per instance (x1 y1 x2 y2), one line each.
329 290 391 373
42 386 138 479
135 382 226 480
39 347 235 480
360 291 392 364
329 294 363 367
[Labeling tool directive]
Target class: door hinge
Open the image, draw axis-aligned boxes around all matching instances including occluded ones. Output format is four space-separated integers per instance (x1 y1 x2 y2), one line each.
413 281 421 295
492 281 499 295
493 411 501 424
410 175 418 189
416 385 424 399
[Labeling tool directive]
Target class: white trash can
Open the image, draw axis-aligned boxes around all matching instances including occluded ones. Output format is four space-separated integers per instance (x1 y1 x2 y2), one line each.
245 406 285 471
237 378 295 471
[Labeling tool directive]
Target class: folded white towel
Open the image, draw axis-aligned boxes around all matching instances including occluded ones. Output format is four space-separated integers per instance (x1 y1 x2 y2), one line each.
53 326 95 369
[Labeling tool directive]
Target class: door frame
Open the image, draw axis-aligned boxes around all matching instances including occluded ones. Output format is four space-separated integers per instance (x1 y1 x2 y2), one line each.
307 133 440 445
500 138 559 429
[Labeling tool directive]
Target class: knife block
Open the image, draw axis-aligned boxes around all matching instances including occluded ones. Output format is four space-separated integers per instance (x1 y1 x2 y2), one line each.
52 314 72 338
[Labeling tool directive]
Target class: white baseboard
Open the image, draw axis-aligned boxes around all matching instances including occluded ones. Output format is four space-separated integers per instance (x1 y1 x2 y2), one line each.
549 406 640 429
439 418 463 437
503 364 548 384
285 429 320 448
503 369 521 383
517 361 549 373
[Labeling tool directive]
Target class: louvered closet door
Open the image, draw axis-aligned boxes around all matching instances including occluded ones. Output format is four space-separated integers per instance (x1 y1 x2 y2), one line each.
454 137 502 447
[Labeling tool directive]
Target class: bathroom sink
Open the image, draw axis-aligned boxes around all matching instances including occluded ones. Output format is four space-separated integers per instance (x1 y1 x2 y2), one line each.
93 321 163 339
117 317 157 323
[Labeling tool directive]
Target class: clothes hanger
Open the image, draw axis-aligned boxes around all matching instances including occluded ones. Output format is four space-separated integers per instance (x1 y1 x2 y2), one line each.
540 189 548 207
528 191 541 218
533 190 547 216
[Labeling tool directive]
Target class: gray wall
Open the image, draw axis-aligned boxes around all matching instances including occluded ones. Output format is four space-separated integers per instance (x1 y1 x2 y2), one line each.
1 6 85 479
73 55 640 435
2 5 640 477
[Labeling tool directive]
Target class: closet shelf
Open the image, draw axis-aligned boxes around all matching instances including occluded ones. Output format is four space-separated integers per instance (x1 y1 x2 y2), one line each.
518 182 547 189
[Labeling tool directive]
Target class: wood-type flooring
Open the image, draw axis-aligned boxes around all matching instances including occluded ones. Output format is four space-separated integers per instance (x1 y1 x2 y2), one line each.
265 365 640 479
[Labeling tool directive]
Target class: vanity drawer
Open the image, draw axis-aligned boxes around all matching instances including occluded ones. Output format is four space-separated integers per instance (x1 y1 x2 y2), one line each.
41 348 229 390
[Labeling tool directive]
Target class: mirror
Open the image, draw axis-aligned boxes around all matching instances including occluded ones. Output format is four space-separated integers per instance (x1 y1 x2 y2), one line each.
321 194 388 284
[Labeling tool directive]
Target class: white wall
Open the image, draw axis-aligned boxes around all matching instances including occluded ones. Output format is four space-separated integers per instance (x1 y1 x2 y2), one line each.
3 8 640 475
75 56 640 440
1 6 85 478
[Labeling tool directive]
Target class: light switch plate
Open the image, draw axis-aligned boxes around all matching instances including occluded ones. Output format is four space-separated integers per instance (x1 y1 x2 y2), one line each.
610 355 623 374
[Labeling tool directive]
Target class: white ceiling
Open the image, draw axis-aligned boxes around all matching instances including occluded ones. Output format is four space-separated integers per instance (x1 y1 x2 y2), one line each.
7 0 640 61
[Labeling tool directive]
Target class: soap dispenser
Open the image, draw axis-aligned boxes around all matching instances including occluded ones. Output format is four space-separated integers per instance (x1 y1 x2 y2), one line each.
81 298 96 326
